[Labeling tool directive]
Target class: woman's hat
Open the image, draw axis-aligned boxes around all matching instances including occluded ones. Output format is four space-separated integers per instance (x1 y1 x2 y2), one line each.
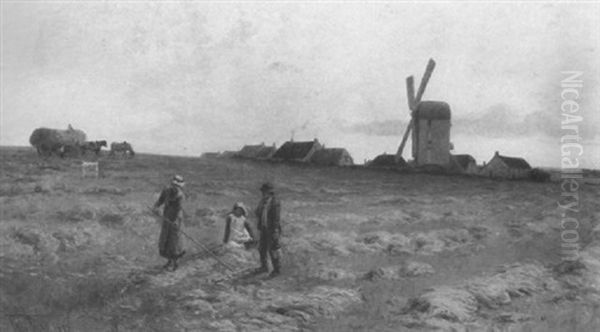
232 202 248 216
172 174 185 187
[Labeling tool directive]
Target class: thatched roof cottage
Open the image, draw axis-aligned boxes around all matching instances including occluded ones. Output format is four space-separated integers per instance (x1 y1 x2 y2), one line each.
367 154 407 168
481 151 532 179
450 154 477 174
237 144 266 159
236 143 277 159
272 139 322 162
311 148 354 166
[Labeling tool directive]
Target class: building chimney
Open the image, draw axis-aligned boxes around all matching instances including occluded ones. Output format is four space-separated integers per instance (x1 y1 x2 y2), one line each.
495 151 499 156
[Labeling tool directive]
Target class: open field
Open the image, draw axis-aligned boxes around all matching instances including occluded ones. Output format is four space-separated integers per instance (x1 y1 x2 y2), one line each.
1 146 599 331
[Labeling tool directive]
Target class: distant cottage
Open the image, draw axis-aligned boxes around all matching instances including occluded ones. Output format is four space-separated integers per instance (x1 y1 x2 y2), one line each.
311 148 354 166
272 139 322 162
218 151 237 158
255 144 277 160
368 154 407 168
450 154 477 174
237 144 266 159
481 151 532 179
237 143 277 160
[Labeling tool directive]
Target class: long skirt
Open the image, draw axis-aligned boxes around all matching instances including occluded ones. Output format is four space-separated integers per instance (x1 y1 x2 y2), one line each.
158 219 184 259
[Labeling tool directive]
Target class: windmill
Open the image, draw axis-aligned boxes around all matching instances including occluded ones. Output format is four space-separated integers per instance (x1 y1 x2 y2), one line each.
395 58 436 162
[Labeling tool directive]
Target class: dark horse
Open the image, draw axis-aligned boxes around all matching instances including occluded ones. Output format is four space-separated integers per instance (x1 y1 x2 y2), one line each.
81 140 107 155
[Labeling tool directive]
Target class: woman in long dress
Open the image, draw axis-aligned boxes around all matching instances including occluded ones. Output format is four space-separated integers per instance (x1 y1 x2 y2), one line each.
153 175 186 271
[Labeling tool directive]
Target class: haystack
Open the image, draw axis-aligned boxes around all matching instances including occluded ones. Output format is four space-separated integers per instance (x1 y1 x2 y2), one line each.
29 124 86 156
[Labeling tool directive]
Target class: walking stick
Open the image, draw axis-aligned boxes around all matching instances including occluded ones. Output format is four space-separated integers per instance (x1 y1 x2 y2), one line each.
147 206 236 272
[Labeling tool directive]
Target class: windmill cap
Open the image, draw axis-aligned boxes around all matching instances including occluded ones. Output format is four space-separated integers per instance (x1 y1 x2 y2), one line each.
415 101 451 120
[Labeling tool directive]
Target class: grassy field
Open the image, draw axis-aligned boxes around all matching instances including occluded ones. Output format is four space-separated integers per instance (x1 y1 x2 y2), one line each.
1 146 599 331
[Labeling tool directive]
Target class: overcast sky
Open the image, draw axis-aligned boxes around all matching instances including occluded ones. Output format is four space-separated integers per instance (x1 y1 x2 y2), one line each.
2 2 599 168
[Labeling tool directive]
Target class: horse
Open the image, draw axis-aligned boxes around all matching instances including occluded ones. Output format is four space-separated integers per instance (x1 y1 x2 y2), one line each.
110 141 135 157
81 140 107 155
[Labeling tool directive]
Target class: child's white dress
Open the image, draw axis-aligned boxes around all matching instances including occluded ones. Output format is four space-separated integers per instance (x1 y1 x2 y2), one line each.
225 213 251 248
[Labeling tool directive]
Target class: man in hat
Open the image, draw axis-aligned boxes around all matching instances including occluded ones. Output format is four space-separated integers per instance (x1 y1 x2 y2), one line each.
254 182 282 277
153 174 186 271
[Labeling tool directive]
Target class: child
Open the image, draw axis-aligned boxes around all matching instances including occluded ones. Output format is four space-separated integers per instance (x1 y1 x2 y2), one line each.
223 202 255 249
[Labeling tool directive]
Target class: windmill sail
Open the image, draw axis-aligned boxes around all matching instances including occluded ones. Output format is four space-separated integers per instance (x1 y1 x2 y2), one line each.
395 58 436 161
395 76 416 161
415 59 436 102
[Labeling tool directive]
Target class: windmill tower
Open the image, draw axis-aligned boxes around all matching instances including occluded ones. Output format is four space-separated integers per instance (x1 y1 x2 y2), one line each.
395 59 452 167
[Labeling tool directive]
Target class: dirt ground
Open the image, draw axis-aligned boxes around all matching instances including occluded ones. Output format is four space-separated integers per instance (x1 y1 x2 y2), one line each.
1 146 599 331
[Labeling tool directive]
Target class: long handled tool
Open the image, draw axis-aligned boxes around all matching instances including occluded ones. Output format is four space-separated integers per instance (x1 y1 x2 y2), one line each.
147 206 236 272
